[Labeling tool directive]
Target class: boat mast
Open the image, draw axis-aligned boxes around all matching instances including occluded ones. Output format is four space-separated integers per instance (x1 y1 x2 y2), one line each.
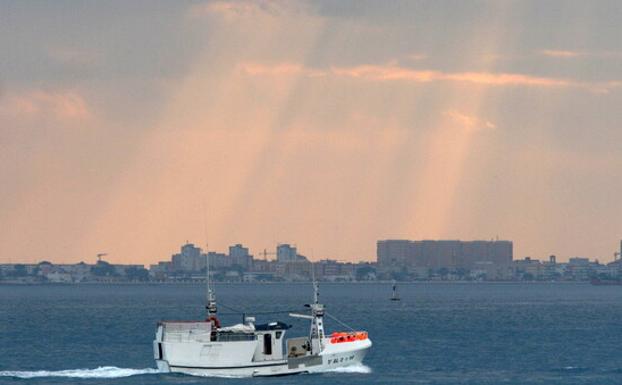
313 278 319 304
309 278 325 354
205 246 217 317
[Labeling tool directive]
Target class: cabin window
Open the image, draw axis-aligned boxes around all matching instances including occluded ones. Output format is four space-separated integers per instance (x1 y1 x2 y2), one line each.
276 331 282 339
263 334 272 355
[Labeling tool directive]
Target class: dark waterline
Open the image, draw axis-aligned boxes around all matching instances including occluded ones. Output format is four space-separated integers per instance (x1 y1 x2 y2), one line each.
1 283 622 385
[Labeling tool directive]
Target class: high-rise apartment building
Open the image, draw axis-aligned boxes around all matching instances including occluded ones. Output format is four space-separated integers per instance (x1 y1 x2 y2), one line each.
377 239 513 279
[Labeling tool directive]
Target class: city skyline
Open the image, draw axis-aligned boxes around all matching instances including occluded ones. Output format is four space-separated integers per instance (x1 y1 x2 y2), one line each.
2 238 621 266
2 1 622 264
3 238 620 284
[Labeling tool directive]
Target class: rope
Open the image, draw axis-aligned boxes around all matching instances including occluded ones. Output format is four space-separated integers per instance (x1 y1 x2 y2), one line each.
217 302 300 316
325 311 356 331
216 302 358 331
218 302 244 314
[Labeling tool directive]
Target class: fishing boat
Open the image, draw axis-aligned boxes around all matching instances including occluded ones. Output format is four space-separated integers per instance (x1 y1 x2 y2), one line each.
153 260 371 377
390 281 400 301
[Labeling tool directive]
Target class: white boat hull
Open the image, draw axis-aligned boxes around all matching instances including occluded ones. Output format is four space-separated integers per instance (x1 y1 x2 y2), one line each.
157 338 371 377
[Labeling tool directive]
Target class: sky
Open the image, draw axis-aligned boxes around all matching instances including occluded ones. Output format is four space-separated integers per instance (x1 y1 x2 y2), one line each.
1 0 621 265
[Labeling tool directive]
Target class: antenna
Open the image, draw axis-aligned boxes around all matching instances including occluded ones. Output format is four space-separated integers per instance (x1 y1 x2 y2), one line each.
313 280 319 305
205 242 210 303
312 266 319 305
201 200 216 317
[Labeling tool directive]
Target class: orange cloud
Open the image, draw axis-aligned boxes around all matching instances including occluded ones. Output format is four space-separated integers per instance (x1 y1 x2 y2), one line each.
188 0 304 19
444 109 496 131
239 62 622 93
539 49 583 58
1 90 91 120
238 62 326 77
406 53 428 62
539 49 622 60
189 1 261 18
331 64 573 87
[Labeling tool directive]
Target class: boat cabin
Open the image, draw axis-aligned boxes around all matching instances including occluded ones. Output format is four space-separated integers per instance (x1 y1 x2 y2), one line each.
155 319 296 366
253 321 290 361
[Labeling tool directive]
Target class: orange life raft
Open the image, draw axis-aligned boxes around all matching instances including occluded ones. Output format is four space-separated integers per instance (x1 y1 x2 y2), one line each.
329 331 368 344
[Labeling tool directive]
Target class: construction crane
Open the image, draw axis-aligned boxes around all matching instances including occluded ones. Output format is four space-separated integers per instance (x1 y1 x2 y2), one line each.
259 249 276 261
96 253 107 262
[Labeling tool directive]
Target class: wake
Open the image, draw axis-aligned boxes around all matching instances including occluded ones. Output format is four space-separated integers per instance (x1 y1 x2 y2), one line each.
0 366 159 379
0 364 372 379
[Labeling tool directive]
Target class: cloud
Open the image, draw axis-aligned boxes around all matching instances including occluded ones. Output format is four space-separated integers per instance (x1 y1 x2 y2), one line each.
189 1 263 18
539 49 622 59
406 53 428 62
1 90 91 120
188 0 303 19
238 62 326 77
239 61 622 93
480 53 508 62
444 110 496 131
539 49 583 58
330 64 574 87
240 62 621 92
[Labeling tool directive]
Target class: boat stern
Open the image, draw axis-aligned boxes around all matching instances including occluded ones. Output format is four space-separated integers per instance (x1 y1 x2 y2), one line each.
153 323 170 372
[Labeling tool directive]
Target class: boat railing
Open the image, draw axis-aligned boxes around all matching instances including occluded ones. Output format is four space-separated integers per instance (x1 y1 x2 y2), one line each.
161 321 212 343
162 321 211 332
216 333 257 342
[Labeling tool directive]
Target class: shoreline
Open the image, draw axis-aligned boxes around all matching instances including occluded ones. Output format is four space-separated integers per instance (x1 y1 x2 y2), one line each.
0 280 593 286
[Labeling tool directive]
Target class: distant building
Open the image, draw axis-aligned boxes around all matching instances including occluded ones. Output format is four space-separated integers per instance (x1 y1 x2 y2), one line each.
172 243 205 272
566 257 591 280
251 259 274 273
377 240 411 273
275 258 312 281
229 244 252 269
513 257 542 280
377 239 513 279
314 259 355 281
149 261 172 280
208 251 229 268
277 244 298 263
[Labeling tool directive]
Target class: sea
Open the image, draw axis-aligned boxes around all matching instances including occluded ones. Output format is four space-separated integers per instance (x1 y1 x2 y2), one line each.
2 282 622 385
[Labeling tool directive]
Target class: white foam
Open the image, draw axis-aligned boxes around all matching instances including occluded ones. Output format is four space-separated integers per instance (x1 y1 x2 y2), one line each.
0 364 372 379
323 364 372 374
0 366 159 379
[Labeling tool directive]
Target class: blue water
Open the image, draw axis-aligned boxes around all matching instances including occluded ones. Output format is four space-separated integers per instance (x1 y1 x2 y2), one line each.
1 283 622 385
